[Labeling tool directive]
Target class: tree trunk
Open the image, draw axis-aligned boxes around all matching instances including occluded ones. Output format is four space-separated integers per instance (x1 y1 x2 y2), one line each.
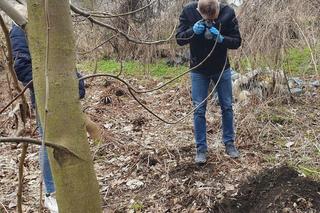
26 0 102 212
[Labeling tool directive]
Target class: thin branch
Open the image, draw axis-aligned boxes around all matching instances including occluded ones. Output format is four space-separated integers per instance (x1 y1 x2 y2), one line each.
0 137 70 151
0 202 9 213
0 15 30 116
0 80 32 115
77 34 118 55
17 144 28 213
79 25 219 94
88 0 157 18
1 33 216 116
70 3 176 45
0 1 27 27
291 16 318 76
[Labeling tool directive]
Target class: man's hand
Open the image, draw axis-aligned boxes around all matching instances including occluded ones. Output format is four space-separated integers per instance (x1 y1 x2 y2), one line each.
193 21 205 35
209 26 224 43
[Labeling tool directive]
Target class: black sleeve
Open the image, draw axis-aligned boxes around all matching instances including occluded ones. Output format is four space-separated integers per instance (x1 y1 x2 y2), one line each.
175 7 195 46
220 9 242 49
76 72 86 99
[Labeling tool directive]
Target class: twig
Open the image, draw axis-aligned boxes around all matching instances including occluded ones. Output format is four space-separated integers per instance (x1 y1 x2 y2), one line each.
0 81 32 115
17 144 28 213
0 202 9 213
0 15 30 117
291 16 318 76
79 26 220 94
39 177 43 212
88 0 157 18
0 137 70 151
70 4 176 45
77 34 118 55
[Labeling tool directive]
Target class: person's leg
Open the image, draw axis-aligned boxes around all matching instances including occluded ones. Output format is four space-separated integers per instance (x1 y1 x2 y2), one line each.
30 88 56 193
36 116 56 194
214 68 235 144
191 72 210 153
214 68 239 157
31 88 58 211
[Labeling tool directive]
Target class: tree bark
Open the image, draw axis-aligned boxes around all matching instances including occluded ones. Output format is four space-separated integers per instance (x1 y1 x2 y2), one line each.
26 0 102 212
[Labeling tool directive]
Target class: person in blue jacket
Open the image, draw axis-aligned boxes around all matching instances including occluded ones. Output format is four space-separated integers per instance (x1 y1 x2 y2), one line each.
10 22 85 212
176 0 241 165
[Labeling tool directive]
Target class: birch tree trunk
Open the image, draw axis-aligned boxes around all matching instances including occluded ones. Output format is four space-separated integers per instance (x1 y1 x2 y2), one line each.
26 0 102 212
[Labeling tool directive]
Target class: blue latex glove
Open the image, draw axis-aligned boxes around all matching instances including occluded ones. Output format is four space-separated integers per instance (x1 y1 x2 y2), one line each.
193 21 205 35
209 26 224 43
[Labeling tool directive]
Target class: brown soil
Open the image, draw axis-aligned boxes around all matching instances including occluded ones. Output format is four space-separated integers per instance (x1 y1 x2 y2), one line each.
214 166 320 213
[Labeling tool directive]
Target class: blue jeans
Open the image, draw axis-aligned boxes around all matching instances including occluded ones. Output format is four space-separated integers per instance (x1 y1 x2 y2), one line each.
191 68 235 153
30 89 55 194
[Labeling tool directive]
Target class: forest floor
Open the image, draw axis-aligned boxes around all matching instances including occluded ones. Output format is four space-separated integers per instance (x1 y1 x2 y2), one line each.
0 70 319 213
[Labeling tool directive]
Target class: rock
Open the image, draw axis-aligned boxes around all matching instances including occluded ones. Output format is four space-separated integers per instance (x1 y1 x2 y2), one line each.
288 77 304 88
231 69 240 81
311 80 319 88
8 200 17 209
290 88 303 95
282 207 292 213
285 141 295 148
224 183 235 191
126 179 144 190
237 90 251 103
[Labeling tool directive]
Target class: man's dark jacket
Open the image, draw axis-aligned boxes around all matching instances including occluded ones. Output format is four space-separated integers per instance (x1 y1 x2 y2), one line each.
9 24 86 101
176 2 241 75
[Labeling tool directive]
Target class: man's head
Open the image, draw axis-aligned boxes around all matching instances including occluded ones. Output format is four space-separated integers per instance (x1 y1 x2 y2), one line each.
197 0 220 20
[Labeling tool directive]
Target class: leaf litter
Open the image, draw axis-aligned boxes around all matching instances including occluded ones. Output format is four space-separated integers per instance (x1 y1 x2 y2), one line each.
0 73 319 212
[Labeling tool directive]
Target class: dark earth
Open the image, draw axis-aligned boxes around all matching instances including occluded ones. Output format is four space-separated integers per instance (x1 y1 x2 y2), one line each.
214 166 320 213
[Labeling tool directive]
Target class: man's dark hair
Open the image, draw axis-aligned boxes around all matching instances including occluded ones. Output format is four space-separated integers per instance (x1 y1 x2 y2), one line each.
198 0 219 19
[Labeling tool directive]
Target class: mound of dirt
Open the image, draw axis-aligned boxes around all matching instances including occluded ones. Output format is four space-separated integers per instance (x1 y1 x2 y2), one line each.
214 166 320 213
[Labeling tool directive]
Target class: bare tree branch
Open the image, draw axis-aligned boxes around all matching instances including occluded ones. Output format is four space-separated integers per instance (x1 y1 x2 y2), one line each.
0 81 32 115
88 0 157 18
0 1 27 27
77 34 118 55
0 137 72 151
0 15 30 117
70 3 176 45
